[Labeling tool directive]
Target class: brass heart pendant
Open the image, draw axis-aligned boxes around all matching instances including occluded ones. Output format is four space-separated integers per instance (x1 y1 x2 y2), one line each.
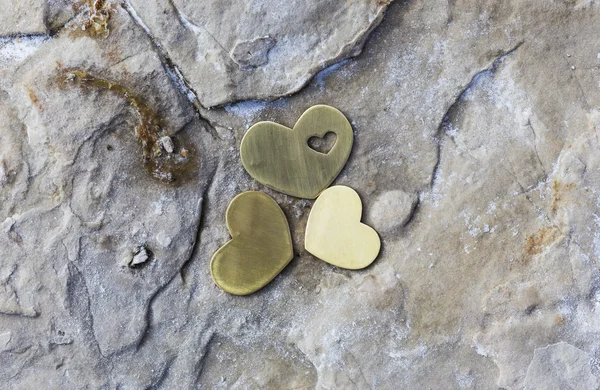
305 186 381 269
210 192 294 295
240 105 353 199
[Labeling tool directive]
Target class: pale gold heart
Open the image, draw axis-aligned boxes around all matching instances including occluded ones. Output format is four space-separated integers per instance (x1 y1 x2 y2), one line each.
305 185 381 269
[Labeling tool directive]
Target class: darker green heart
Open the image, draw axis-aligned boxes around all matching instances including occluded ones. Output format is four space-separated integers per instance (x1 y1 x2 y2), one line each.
240 105 354 199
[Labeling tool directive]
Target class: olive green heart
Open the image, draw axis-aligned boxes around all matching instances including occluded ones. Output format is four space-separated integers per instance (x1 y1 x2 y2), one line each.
240 105 354 199
210 191 293 295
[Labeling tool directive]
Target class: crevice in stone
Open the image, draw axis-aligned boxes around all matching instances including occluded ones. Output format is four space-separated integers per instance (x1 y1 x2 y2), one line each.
193 331 217 385
179 193 209 285
564 56 593 111
66 259 110 363
107 51 146 69
345 348 369 387
289 341 319 378
429 41 524 188
179 142 219 284
135 157 217 351
526 119 548 176
0 33 50 40
225 0 392 106
496 163 553 226
151 355 177 389
400 195 421 228
123 0 395 108
405 41 524 229
446 0 456 25
135 289 160 351
166 0 231 59
121 0 221 140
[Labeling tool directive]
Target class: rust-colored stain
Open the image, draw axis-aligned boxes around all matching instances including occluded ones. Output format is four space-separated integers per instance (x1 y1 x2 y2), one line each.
71 0 112 39
85 0 111 38
524 227 558 255
106 47 123 66
554 315 566 326
71 0 87 13
366 180 377 193
27 88 44 112
50 187 62 202
57 69 194 183
551 180 576 213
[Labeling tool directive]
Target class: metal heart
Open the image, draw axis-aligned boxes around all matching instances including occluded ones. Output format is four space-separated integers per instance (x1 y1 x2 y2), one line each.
305 185 381 269
210 191 293 295
240 105 353 199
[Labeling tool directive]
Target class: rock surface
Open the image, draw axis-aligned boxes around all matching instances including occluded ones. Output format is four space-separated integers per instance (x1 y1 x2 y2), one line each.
1 0 600 389
0 0 46 36
524 342 598 390
125 0 392 107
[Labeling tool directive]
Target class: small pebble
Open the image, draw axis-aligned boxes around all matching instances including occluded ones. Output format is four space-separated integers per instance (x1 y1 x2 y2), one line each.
159 136 175 153
156 231 172 248
130 247 149 266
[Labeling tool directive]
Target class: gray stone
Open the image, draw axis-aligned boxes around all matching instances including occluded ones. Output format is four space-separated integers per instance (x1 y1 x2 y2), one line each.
367 190 418 234
524 343 598 390
230 36 276 69
124 0 393 106
2 0 600 388
0 0 46 36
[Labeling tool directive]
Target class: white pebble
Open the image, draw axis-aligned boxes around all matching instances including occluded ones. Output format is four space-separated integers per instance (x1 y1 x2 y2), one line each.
131 247 149 265
156 231 172 248
159 136 175 153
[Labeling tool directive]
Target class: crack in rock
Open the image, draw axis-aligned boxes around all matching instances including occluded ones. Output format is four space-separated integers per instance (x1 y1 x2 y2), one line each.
125 0 395 106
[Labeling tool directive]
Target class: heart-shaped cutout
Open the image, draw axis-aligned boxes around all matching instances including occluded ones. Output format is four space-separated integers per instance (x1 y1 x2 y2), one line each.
240 105 353 199
307 131 337 154
210 191 293 295
305 185 380 269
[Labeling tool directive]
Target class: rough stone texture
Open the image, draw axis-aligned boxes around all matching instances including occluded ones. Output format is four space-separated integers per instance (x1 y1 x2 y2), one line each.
124 0 392 107
1 0 600 389
0 0 46 36
524 342 598 390
45 0 80 34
